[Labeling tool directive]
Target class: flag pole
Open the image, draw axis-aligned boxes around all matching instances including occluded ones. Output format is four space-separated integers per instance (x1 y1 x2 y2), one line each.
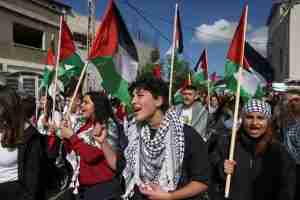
205 49 211 113
44 86 49 115
207 79 211 112
66 61 89 118
168 3 178 105
51 15 63 120
224 5 248 198
35 76 39 121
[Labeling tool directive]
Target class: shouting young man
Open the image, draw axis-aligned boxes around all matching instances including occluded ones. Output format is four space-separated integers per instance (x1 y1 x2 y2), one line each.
120 75 209 200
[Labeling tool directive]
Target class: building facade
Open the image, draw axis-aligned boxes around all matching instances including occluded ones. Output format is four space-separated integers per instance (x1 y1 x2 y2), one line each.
267 0 300 81
0 0 69 95
0 0 156 95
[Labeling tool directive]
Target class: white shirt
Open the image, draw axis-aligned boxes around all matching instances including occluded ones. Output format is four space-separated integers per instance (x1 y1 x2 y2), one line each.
180 106 193 125
0 134 18 183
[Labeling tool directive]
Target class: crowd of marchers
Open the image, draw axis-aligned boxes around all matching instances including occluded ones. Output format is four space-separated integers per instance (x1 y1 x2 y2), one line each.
0 74 299 200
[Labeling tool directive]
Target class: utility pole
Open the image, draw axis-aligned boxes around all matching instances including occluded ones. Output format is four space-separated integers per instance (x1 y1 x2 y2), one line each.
87 0 96 52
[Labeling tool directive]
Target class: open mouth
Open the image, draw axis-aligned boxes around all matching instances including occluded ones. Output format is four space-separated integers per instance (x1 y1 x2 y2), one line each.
81 109 87 115
133 107 142 114
249 127 260 132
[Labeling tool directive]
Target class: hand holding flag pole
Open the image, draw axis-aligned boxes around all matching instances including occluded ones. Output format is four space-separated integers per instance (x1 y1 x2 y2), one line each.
66 61 89 118
224 5 248 198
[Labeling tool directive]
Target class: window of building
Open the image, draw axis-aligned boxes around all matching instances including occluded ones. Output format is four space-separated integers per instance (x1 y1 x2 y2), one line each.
13 23 45 50
6 77 19 91
21 76 36 96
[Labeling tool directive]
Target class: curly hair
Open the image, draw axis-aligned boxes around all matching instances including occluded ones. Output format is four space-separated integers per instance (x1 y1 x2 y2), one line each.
129 74 169 112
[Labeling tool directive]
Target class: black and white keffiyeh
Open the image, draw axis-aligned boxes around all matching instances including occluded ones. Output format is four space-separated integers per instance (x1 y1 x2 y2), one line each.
242 99 272 119
284 120 300 165
122 108 185 199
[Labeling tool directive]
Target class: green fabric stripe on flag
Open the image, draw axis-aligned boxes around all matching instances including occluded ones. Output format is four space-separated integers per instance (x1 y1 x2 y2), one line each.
226 76 251 101
59 53 84 85
91 57 131 106
41 66 54 88
225 60 239 77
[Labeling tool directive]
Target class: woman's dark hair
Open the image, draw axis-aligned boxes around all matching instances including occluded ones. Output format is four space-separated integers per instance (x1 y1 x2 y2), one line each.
21 95 36 120
129 74 169 112
45 96 53 120
84 92 115 124
0 86 25 148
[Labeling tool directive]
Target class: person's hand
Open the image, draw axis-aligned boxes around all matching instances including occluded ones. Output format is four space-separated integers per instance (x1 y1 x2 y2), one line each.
41 115 49 127
224 159 237 175
60 118 73 139
48 122 57 135
93 122 107 144
139 183 172 200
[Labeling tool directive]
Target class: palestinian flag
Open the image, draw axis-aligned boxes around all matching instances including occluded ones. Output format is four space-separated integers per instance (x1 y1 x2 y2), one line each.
210 72 220 82
58 19 84 86
227 57 266 99
224 5 260 100
88 0 139 106
175 7 183 53
41 39 56 89
193 49 208 85
152 64 161 79
164 5 183 56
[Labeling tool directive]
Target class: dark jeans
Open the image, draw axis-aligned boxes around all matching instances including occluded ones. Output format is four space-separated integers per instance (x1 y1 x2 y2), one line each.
78 179 122 200
0 181 27 200
296 164 300 200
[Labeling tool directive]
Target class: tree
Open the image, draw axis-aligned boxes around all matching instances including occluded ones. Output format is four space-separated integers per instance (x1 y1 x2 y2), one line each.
140 53 191 95
166 54 191 93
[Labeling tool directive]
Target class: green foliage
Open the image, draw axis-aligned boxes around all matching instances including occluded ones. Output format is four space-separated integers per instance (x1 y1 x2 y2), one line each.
140 62 158 75
168 55 191 92
140 54 191 95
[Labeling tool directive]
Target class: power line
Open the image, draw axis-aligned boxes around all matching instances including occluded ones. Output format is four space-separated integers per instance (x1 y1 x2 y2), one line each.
118 0 198 65
118 0 270 45
120 0 171 43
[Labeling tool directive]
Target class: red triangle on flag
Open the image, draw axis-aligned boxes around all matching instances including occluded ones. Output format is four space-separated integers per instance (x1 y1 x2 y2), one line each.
194 49 208 79
243 56 251 70
89 0 119 59
210 72 220 82
45 47 55 66
59 19 77 61
175 7 183 53
226 5 248 67
152 64 161 79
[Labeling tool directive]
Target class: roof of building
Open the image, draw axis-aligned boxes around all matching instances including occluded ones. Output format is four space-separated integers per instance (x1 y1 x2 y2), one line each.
267 0 300 25
51 0 71 9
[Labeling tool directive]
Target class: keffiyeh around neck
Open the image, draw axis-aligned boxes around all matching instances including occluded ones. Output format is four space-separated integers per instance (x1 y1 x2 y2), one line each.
122 108 185 198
